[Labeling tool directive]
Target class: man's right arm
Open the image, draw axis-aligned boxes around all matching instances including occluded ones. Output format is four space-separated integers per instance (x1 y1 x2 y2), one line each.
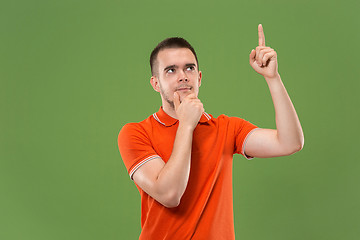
132 93 203 208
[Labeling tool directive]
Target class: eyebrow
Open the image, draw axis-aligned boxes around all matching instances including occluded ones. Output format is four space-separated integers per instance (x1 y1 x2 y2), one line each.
163 63 196 72
185 63 196 68
164 65 176 72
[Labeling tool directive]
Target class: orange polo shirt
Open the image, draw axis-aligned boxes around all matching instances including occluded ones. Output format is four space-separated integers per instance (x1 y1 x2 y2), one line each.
118 107 258 240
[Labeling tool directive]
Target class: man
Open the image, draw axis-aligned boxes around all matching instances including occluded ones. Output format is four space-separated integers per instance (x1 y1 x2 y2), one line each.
118 24 304 239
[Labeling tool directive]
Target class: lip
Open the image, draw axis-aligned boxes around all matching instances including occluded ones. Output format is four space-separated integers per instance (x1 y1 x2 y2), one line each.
176 86 192 91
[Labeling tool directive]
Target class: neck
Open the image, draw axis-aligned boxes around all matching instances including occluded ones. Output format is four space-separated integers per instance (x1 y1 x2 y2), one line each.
162 102 178 119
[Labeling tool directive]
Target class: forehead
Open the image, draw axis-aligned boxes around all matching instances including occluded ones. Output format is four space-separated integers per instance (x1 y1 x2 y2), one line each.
157 48 197 67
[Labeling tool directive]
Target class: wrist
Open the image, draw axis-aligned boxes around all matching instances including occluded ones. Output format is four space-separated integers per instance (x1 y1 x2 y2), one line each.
178 121 196 132
265 73 281 83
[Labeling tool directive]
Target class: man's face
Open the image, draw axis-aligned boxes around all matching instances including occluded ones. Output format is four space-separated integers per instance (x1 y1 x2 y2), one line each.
151 48 202 109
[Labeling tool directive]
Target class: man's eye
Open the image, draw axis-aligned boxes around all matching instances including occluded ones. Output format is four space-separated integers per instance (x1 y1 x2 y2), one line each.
167 69 175 73
186 66 195 71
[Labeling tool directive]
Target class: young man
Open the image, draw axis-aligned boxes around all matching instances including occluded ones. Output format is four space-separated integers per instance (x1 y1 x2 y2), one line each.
118 24 304 239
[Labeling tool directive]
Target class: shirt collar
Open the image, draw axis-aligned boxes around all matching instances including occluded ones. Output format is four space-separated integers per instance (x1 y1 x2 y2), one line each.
152 107 212 127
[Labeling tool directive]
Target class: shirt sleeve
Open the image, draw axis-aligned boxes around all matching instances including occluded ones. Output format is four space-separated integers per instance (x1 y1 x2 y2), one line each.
118 123 160 179
231 117 259 159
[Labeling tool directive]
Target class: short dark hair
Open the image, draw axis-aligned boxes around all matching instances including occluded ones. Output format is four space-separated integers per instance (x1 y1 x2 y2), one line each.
150 37 199 76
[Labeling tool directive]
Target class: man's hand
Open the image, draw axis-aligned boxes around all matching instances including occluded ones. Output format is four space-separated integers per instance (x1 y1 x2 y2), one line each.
249 24 278 79
174 92 204 130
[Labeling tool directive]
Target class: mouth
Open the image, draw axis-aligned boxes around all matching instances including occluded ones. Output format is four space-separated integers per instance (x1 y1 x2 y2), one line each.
177 88 191 92
176 86 192 92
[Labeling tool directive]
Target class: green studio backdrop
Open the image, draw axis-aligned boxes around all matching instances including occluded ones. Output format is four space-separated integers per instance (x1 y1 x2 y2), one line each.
1 0 359 239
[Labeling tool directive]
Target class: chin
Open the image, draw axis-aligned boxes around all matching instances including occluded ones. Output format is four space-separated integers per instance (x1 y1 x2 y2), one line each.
179 91 192 100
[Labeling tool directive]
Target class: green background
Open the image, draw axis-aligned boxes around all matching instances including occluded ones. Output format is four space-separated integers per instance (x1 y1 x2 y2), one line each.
1 0 359 239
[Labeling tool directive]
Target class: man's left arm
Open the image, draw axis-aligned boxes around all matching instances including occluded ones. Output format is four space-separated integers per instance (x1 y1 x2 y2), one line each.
244 24 304 158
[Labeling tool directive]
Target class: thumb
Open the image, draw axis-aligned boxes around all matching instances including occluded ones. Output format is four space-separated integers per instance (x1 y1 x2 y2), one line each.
249 49 256 64
173 92 180 111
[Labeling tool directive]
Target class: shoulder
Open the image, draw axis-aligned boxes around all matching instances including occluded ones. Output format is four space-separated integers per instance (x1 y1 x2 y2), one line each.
211 114 257 133
118 115 154 139
212 114 250 124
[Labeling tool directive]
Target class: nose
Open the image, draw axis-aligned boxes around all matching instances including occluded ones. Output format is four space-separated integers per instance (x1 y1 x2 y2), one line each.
178 70 188 82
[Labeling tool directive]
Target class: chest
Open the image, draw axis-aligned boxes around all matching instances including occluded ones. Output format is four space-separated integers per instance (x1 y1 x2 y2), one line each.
149 123 235 167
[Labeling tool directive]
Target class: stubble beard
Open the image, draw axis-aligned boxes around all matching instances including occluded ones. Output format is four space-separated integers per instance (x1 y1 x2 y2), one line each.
159 83 175 110
158 81 195 110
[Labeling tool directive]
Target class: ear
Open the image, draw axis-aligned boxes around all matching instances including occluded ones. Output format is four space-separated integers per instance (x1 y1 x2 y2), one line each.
198 71 202 87
150 76 160 92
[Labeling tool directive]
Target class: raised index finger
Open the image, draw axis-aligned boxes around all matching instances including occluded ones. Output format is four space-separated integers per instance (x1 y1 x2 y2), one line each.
258 24 265 46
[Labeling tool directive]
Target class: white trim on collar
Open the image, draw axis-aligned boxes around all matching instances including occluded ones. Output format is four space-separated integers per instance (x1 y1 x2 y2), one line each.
152 113 166 126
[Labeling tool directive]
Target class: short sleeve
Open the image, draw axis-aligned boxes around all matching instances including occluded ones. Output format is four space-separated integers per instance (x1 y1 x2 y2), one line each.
118 123 160 179
231 117 259 159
